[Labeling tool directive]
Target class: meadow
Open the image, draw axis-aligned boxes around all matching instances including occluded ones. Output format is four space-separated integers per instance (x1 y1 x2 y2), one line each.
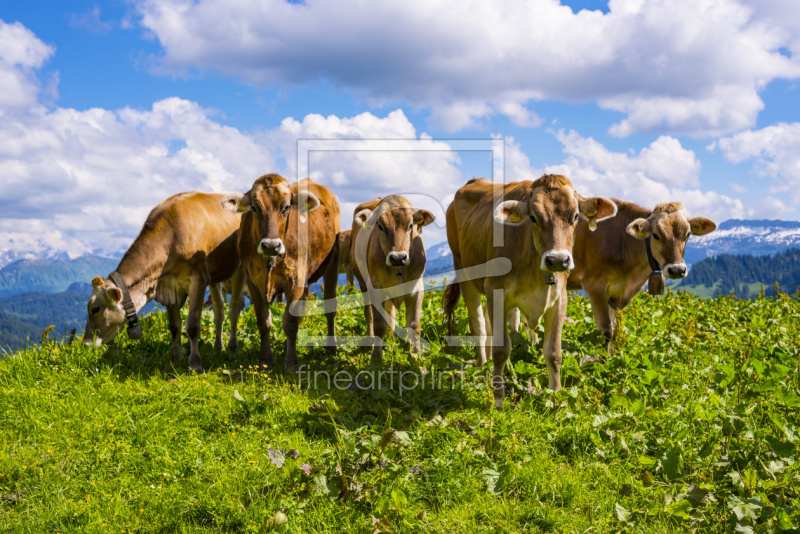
1 284 799 533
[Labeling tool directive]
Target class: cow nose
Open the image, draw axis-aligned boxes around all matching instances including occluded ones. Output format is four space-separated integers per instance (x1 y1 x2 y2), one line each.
666 264 687 278
386 251 409 267
258 238 285 257
543 252 572 272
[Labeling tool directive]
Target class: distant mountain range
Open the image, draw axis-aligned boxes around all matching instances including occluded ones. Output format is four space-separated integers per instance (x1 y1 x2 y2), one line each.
0 255 120 297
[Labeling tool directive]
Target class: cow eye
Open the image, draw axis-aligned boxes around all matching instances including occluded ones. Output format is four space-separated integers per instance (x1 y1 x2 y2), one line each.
530 215 538 225
251 205 261 215
377 223 385 232
684 234 690 241
91 306 100 315
572 213 579 224
281 205 290 214
652 233 661 241
408 223 413 230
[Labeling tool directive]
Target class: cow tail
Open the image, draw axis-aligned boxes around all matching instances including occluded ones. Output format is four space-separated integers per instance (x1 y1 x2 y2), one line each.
442 278 462 336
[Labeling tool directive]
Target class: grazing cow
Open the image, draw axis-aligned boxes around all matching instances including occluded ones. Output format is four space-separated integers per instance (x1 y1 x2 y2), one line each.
350 196 435 363
338 230 355 286
221 174 340 372
567 200 716 342
83 192 242 373
443 176 617 409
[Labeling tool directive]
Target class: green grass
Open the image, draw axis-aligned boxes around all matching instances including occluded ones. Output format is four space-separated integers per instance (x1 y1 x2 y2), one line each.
1 286 800 533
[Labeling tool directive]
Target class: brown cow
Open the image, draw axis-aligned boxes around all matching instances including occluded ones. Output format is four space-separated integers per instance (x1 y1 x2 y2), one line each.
567 200 716 342
83 191 242 373
350 196 435 363
221 174 340 373
443 176 616 409
338 230 355 286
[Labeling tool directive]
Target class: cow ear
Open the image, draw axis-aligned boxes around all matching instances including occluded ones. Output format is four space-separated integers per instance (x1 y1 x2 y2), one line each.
294 190 321 214
579 197 617 231
354 209 374 229
493 200 529 226
689 216 716 236
413 209 435 228
222 192 250 212
626 218 652 239
91 276 105 289
107 287 122 303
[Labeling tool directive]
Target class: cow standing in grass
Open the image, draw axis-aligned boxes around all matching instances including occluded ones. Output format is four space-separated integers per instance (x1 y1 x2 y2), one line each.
221 174 340 373
350 196 435 363
568 200 716 343
443 176 617 409
83 191 242 373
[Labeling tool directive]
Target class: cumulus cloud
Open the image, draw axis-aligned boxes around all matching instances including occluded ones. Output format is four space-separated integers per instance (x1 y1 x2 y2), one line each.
0 21 466 258
0 20 55 110
258 110 467 244
132 0 800 136
714 122 800 205
544 130 749 221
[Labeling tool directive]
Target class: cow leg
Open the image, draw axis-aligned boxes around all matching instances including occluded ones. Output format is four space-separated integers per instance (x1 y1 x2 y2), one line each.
485 290 511 410
209 283 225 350
461 284 487 366
345 266 354 287
185 277 206 373
249 280 274 369
371 301 390 365
508 307 521 332
404 290 423 354
226 267 246 353
283 291 305 374
166 304 183 362
586 288 613 343
541 291 566 392
321 252 339 355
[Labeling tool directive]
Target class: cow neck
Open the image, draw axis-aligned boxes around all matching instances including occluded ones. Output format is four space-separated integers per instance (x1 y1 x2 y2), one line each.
644 236 661 273
112 233 168 312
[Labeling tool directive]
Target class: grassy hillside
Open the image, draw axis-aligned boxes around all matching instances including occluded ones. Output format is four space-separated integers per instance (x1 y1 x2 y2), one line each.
1 287 799 532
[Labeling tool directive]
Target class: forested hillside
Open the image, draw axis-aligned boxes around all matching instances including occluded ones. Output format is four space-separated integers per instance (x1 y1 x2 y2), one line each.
680 247 800 299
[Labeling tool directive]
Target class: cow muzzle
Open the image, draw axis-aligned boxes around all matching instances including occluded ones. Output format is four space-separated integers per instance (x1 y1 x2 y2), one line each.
386 251 410 267
664 263 688 279
541 250 574 273
258 238 286 257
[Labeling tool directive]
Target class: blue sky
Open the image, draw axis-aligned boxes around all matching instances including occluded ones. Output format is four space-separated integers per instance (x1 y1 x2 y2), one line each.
1 0 799 260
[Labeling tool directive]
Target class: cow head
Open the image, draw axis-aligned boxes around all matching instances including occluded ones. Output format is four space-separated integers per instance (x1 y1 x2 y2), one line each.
222 174 320 258
355 196 435 271
626 202 716 279
494 174 617 273
83 276 126 346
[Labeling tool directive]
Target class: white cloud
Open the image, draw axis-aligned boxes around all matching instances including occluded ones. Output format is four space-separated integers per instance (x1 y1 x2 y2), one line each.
715 122 800 205
132 0 800 136
0 20 55 110
544 130 749 221
260 111 465 243
0 22 464 258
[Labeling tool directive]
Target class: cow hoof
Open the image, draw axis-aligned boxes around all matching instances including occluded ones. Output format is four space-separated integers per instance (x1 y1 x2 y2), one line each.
325 345 337 356
284 363 299 375
227 341 238 354
188 364 204 374
213 341 223 351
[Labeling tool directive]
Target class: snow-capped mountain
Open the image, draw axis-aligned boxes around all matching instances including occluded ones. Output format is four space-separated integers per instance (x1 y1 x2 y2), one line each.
425 241 454 275
685 220 800 264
